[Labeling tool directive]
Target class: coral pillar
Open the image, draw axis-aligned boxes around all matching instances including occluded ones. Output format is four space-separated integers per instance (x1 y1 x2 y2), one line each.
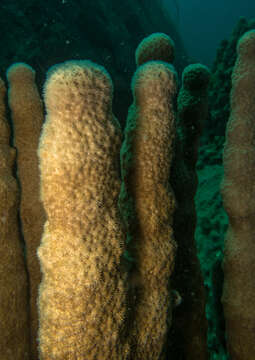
0 77 30 360
7 63 46 360
119 60 177 359
169 63 210 360
221 30 255 359
37 60 129 360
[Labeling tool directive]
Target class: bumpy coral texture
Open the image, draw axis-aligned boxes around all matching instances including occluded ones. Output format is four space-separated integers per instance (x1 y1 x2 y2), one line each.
170 63 210 360
135 32 175 66
37 61 129 360
0 77 30 360
120 61 177 359
221 30 255 360
7 63 45 360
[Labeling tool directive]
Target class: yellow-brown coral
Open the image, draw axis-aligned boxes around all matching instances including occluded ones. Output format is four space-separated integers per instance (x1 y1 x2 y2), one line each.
221 30 255 360
37 60 129 360
119 61 177 359
7 63 46 360
0 76 30 360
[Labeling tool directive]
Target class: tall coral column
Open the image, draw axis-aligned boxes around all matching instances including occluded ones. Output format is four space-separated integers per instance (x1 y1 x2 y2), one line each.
7 63 46 360
221 30 255 359
0 77 30 359
169 63 210 360
37 60 130 360
120 59 178 359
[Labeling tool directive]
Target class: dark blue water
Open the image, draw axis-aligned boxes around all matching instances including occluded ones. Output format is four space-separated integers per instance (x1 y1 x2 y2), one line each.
163 0 255 65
